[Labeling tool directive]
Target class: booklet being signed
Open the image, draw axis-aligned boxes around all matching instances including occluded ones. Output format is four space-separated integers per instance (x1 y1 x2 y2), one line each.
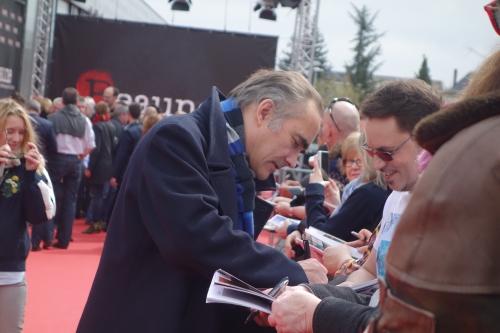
296 227 363 263
206 269 287 314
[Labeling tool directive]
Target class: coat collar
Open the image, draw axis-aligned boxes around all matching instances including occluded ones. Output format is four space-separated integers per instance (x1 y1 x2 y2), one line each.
415 90 500 154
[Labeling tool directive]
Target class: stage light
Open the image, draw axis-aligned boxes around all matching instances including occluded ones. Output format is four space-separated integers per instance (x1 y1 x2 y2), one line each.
279 0 301 9
254 1 278 21
169 0 191 11
260 7 277 21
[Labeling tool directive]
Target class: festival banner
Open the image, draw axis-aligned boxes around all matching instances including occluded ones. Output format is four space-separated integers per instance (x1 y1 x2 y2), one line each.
49 15 278 114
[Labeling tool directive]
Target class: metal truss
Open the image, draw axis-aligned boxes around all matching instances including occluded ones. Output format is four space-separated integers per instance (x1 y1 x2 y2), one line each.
289 0 320 82
31 0 54 97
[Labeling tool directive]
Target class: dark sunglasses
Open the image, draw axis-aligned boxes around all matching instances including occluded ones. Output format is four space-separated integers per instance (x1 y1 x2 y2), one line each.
362 136 412 162
328 97 357 132
485 1 500 35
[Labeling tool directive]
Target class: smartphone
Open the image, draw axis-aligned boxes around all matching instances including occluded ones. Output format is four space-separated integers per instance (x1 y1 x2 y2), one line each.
316 151 329 181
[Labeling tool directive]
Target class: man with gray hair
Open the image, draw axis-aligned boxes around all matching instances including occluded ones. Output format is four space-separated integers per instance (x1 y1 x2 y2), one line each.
50 97 63 114
109 104 128 141
78 69 329 333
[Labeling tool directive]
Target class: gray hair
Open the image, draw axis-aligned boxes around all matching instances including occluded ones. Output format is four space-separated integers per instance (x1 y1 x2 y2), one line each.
84 97 95 115
26 99 41 112
53 97 63 106
228 69 323 132
115 105 128 116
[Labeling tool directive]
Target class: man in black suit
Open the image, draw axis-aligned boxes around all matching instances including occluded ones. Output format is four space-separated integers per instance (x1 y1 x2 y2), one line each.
78 70 328 333
26 99 58 251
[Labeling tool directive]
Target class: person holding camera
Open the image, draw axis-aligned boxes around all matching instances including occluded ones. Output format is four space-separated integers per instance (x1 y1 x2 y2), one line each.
0 98 55 332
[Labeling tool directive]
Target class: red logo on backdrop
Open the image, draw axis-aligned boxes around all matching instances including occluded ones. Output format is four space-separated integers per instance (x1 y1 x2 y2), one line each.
75 70 114 103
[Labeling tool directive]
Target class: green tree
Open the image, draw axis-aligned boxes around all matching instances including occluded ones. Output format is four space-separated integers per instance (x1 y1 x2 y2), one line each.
416 55 432 84
345 4 384 99
278 30 331 79
315 78 363 109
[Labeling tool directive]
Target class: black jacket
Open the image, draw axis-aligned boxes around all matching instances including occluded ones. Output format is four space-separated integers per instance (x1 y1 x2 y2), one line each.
112 121 142 182
29 113 58 159
87 121 115 185
305 182 389 242
109 116 123 142
0 160 49 271
77 88 308 333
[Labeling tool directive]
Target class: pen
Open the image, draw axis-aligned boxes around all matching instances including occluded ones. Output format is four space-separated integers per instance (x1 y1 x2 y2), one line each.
351 231 368 242
244 276 289 324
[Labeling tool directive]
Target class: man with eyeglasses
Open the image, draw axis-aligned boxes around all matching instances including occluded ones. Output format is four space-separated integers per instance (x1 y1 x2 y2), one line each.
257 79 441 333
322 97 360 187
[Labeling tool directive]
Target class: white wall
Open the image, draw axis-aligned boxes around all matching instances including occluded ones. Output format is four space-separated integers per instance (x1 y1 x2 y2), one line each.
57 0 166 24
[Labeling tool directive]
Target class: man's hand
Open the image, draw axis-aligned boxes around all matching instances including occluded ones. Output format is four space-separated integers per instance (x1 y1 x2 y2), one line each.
284 230 302 258
85 169 91 178
276 219 292 239
346 229 372 248
268 287 320 333
110 177 118 187
298 259 328 284
322 245 353 275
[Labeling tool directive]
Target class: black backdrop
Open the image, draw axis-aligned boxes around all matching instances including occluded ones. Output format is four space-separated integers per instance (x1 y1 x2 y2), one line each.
49 16 278 114
0 0 25 98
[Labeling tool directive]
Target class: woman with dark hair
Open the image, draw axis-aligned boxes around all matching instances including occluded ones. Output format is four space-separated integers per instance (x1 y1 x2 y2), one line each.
83 101 116 234
0 98 54 332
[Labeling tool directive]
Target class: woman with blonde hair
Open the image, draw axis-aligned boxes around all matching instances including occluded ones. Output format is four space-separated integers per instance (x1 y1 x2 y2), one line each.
0 98 55 332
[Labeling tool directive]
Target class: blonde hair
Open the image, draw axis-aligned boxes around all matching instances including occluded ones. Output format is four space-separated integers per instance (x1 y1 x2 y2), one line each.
0 98 45 174
337 132 361 175
359 131 387 190
142 114 161 136
461 47 500 100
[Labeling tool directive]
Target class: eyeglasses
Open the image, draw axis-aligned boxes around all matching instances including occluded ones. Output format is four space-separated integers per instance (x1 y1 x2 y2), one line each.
5 128 27 140
328 97 357 133
343 159 363 168
485 1 500 35
362 136 412 162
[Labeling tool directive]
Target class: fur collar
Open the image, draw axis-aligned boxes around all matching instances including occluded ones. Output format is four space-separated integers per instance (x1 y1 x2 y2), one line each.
414 90 500 154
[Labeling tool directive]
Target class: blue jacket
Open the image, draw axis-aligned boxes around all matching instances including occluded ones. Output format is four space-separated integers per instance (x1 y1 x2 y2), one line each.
77 88 308 333
0 160 49 271
29 113 58 158
112 121 142 182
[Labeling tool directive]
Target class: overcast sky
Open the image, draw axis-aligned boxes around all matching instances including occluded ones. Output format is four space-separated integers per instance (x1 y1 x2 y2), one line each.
144 0 499 89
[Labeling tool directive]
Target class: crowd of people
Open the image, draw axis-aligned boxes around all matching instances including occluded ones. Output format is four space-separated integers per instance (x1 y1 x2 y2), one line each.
1 3 499 331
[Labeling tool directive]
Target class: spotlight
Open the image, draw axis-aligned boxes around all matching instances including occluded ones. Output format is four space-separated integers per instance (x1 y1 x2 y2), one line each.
259 7 277 21
279 0 301 9
254 1 278 21
169 0 191 11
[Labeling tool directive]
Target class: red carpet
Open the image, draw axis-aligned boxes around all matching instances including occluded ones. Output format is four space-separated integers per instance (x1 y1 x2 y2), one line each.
24 218 106 333
23 218 275 332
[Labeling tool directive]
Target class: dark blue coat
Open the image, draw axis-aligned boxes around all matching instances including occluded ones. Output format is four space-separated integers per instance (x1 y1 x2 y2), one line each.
77 88 308 333
112 121 142 182
305 182 389 242
29 113 57 159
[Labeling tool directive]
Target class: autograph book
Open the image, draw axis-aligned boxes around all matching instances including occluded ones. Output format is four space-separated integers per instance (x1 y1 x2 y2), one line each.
206 269 279 314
